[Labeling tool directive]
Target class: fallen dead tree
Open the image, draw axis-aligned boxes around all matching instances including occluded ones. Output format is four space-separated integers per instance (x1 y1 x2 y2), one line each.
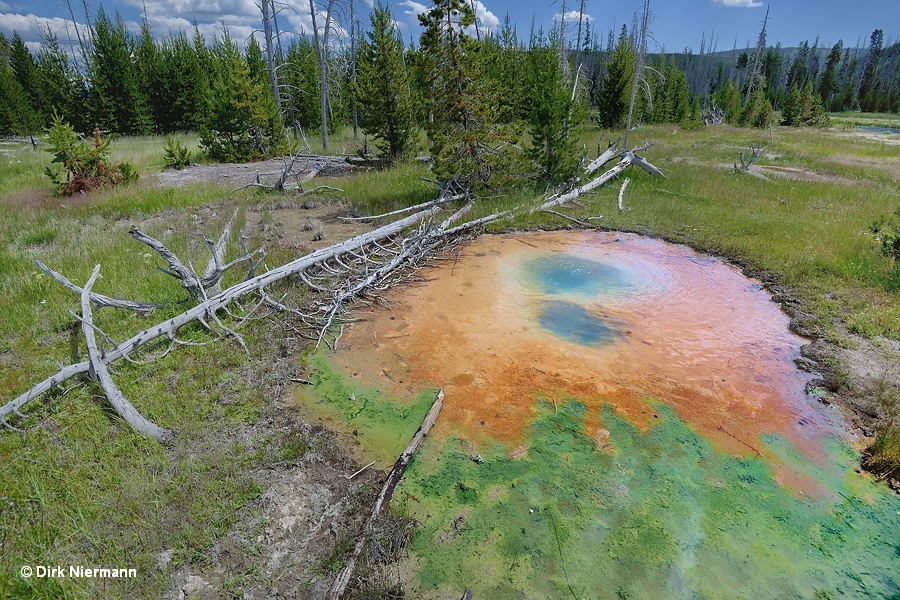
79 266 175 444
536 141 661 213
230 147 351 195
0 196 485 438
328 389 444 599
2 134 661 441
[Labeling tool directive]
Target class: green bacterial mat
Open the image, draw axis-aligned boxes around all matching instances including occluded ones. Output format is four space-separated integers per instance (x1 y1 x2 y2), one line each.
298 357 900 599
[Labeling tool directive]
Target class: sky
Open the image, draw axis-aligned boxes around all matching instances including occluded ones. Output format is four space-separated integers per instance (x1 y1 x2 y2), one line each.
1 0 897 57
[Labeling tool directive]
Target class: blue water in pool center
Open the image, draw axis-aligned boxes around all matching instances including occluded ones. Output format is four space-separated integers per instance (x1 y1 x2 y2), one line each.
523 254 630 296
523 254 641 344
538 300 618 345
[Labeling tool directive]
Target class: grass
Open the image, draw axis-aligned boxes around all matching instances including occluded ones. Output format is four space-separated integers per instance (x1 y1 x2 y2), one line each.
0 151 301 597
1 119 899 596
829 111 900 129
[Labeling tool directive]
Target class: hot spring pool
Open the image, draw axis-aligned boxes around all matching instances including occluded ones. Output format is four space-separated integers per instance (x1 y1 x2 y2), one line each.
297 231 900 599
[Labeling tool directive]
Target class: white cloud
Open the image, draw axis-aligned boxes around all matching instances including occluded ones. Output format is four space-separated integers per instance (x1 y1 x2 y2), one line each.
554 10 593 24
397 0 497 35
471 0 499 33
362 0 374 7
399 0 428 20
712 0 763 7
0 12 89 53
122 0 260 21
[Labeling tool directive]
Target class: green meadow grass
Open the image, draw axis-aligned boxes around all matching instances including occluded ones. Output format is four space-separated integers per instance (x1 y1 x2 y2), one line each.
0 120 899 597
830 111 900 129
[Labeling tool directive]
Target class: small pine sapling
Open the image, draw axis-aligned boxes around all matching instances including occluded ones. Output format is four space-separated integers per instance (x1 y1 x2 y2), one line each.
44 114 138 195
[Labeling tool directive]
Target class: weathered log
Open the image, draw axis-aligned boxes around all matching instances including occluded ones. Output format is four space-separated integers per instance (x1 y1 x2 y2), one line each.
541 210 602 229
630 152 664 177
37 261 159 313
328 389 444 599
80 265 175 444
537 155 633 212
131 225 255 301
585 138 620 174
202 208 240 295
617 177 631 212
338 193 465 223
1 206 444 425
313 203 476 349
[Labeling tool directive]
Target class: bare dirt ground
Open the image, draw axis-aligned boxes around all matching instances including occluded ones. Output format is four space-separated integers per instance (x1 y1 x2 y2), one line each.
153 157 352 189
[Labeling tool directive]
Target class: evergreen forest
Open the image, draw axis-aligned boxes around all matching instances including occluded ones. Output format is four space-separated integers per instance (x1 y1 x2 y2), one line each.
1 1 898 186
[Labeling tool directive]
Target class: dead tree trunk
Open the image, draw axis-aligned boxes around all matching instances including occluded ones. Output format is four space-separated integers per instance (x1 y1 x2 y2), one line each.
260 0 282 111
80 266 175 443
1 205 457 432
328 389 444 599
623 0 650 151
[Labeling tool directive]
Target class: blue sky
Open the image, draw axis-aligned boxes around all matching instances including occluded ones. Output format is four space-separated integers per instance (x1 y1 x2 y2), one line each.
1 0 896 57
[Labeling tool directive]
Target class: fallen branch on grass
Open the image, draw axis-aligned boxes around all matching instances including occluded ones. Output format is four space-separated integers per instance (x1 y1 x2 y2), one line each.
328 389 444 599
80 266 175 444
618 178 631 212
3 135 661 439
733 127 774 179
0 201 485 436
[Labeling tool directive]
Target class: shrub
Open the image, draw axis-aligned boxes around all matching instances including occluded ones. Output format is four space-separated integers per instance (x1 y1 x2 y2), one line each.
163 137 193 169
44 114 137 196
870 207 900 262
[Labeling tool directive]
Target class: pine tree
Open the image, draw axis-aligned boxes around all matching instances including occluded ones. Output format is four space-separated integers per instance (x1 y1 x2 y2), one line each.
859 29 884 112
284 37 321 130
834 47 858 111
496 15 527 121
88 8 152 134
36 26 87 132
798 82 829 127
780 82 828 127
135 22 163 133
200 29 280 161
524 28 585 184
646 53 667 124
418 0 520 188
781 84 801 126
595 25 635 128
0 33 39 136
663 56 691 123
762 45 783 106
355 2 415 158
9 32 45 128
787 41 810 90
818 41 843 111
246 36 269 90
716 80 742 125
741 78 775 128
162 33 210 132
